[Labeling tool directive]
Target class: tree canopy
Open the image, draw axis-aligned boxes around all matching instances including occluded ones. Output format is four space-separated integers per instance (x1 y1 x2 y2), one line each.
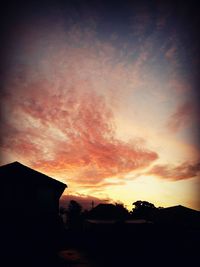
132 200 156 219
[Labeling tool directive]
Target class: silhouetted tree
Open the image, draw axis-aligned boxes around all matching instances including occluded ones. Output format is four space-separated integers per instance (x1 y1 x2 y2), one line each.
131 200 156 220
88 203 129 220
67 200 83 230
133 200 155 209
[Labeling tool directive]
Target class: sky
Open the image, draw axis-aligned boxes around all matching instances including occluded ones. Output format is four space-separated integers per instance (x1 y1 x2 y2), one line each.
0 0 200 210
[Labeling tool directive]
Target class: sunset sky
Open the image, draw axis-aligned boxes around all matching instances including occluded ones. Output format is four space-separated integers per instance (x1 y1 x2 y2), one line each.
1 0 200 210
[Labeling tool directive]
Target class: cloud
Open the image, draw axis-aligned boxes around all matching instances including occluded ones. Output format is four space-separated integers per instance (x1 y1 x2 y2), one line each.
28 88 158 184
0 18 160 185
1 81 158 184
167 102 198 132
147 161 200 181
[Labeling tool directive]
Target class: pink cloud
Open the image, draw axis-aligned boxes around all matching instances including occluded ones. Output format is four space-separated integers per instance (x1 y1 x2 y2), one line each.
167 102 198 132
30 88 158 184
0 21 160 185
147 161 200 181
1 82 158 184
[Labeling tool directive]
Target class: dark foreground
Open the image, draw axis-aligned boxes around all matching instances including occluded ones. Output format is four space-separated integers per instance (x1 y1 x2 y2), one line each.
58 222 199 267
2 222 199 267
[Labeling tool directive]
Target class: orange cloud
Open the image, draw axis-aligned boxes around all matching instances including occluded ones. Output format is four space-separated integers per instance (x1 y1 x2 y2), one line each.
147 161 200 181
30 89 158 184
1 81 158 185
0 19 161 185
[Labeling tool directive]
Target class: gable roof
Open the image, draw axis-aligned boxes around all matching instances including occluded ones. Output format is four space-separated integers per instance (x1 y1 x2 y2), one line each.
0 161 67 197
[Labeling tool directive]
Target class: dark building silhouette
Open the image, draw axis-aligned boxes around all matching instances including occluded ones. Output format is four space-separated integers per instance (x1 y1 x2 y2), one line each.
0 161 66 214
154 205 200 229
83 204 200 267
0 161 67 266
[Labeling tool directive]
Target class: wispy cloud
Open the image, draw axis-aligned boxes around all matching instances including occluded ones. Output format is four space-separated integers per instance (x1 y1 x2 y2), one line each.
28 89 158 184
1 0 199 211
147 161 200 181
1 77 158 185
167 102 198 132
0 18 161 185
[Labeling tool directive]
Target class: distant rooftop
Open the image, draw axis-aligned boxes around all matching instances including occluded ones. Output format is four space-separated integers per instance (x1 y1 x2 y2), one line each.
161 205 200 213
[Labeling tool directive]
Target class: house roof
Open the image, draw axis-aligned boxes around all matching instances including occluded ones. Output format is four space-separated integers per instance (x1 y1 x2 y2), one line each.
160 205 199 215
0 161 67 197
155 205 200 228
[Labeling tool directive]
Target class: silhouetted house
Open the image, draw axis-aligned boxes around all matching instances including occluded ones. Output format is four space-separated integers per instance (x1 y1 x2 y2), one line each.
0 161 66 214
154 205 200 229
0 161 67 265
